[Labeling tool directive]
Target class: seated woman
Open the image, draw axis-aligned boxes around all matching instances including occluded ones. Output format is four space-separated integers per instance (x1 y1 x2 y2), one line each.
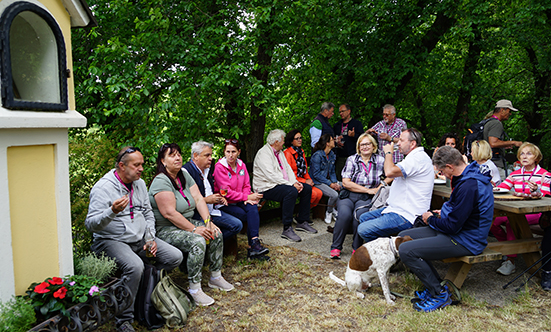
330 133 390 259
283 129 323 208
310 134 341 224
213 139 269 260
437 132 462 153
471 140 501 186
492 142 550 276
149 143 233 307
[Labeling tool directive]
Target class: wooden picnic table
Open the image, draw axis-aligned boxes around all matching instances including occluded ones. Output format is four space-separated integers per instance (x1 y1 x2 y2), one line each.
432 184 547 288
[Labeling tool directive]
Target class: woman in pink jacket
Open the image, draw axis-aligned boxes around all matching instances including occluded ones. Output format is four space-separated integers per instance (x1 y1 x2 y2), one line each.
213 139 269 260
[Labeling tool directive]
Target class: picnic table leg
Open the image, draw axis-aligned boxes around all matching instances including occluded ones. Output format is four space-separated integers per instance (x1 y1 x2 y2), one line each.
507 212 542 275
444 262 472 289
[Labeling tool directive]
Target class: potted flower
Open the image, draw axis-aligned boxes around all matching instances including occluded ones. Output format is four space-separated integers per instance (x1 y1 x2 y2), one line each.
25 275 104 321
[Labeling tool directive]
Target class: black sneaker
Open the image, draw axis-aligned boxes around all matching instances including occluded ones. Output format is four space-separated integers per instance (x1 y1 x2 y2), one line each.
296 221 318 234
249 238 269 256
247 250 271 261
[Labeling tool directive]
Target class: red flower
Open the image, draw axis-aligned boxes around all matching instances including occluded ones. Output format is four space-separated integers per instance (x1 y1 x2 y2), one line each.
34 282 51 294
53 287 67 299
49 277 64 285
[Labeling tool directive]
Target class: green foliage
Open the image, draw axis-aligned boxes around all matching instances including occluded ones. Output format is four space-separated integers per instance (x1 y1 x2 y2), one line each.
74 252 117 284
24 276 104 320
0 297 36 332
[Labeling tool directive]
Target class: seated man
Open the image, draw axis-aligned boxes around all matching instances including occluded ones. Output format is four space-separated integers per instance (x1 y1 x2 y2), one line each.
253 129 317 242
183 141 243 241
357 128 434 242
85 147 183 332
398 146 494 312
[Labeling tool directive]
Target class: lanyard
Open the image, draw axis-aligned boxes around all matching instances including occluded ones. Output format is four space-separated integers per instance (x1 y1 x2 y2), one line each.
491 115 500 121
521 166 538 193
341 123 348 135
384 120 397 134
360 160 372 177
176 177 191 207
114 170 134 219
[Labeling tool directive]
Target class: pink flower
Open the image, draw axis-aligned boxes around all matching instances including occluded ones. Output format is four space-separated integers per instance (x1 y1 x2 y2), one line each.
34 282 50 294
49 277 64 285
53 287 67 299
89 286 100 296
69 281 76 286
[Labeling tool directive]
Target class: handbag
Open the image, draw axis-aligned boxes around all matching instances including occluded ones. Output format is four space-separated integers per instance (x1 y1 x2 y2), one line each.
151 269 196 328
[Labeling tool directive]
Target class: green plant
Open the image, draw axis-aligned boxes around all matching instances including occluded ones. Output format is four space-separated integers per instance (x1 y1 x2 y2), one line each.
0 296 36 332
74 252 117 284
24 275 104 319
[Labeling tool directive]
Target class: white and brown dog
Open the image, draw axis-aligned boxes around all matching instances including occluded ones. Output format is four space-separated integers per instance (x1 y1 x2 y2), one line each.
329 235 413 304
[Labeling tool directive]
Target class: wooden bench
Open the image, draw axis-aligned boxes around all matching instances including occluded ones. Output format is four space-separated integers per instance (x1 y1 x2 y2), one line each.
442 237 542 288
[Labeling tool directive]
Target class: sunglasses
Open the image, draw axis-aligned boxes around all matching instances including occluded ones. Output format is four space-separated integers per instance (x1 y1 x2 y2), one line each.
225 139 239 144
117 147 141 163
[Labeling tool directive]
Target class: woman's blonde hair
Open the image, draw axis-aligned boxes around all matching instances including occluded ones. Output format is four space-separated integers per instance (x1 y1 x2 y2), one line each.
517 142 542 164
356 133 378 154
471 140 492 161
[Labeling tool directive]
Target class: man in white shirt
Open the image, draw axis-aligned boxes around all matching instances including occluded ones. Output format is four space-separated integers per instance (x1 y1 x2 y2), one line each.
357 128 434 243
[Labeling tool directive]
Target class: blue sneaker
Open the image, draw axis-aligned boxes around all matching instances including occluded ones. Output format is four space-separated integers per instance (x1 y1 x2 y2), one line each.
413 286 452 312
414 288 430 301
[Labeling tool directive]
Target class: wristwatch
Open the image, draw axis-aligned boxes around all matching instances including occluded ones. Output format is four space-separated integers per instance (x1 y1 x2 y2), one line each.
385 151 392 155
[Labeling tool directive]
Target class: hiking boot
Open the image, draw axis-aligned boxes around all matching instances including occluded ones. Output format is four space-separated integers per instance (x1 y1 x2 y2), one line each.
190 288 215 306
249 238 269 256
296 221 318 234
281 227 301 242
330 249 341 260
413 285 451 312
208 276 234 292
541 270 551 291
117 321 136 332
325 211 333 224
496 260 516 276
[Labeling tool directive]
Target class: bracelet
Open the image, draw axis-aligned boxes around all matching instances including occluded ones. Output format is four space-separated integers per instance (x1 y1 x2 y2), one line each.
192 226 197 233
204 217 211 225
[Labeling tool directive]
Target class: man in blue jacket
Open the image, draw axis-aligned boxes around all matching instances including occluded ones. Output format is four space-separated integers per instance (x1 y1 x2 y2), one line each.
398 146 494 312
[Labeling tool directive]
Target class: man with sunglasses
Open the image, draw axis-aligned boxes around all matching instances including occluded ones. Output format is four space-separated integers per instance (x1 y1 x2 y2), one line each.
357 128 434 245
86 147 183 332
367 104 407 163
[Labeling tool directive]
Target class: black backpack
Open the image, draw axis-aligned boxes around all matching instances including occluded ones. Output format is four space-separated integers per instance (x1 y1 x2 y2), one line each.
463 118 496 161
134 264 165 330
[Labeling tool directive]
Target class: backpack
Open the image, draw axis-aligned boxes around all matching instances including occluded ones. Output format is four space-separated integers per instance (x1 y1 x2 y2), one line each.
463 118 496 161
134 264 165 330
151 269 196 328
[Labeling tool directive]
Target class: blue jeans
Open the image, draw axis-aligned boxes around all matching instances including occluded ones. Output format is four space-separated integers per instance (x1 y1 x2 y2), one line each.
357 207 412 243
220 202 260 245
212 210 243 240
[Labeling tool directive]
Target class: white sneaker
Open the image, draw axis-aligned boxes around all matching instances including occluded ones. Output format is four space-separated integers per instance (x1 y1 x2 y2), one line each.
496 260 516 276
325 211 333 224
190 289 215 306
208 276 234 292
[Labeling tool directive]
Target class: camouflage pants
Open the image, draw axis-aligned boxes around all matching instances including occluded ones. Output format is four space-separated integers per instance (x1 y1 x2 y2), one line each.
156 219 223 284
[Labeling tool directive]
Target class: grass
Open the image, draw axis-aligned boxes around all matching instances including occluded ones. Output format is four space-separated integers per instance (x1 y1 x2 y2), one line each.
97 243 551 332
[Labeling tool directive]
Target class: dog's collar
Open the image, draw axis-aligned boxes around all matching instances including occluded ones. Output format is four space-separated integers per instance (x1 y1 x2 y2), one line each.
389 237 398 257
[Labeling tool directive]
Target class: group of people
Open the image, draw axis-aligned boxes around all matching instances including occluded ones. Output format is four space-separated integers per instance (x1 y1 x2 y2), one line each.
84 99 551 331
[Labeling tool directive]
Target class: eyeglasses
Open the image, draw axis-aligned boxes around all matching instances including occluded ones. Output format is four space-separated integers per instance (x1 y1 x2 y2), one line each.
225 139 239 144
117 147 140 163
360 142 373 148
382 113 393 117
294 136 303 140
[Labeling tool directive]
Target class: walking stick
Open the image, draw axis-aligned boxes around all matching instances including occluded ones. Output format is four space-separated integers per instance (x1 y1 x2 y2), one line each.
503 250 551 289
514 254 551 292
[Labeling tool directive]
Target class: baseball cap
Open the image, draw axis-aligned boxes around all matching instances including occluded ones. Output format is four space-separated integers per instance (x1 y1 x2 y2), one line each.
495 99 518 112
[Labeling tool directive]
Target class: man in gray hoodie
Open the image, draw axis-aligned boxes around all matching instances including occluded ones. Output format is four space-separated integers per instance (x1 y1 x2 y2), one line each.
85 147 182 332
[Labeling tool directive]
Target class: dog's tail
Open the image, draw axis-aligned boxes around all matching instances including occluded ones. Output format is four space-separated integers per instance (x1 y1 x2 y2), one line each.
329 271 346 287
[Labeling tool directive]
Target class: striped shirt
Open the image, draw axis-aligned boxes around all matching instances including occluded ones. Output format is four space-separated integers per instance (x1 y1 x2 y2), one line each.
498 165 550 196
341 153 385 188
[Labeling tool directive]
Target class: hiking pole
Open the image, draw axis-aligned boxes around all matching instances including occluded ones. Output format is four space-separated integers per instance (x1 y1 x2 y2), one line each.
514 254 551 292
503 250 551 289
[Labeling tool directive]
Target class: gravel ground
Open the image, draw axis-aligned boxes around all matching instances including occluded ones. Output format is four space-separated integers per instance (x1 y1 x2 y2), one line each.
255 216 543 307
